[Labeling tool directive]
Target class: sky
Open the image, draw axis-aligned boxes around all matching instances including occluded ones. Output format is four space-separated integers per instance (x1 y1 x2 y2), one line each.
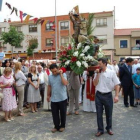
0 0 140 29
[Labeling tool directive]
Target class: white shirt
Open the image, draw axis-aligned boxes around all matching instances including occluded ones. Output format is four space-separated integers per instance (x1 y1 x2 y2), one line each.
132 64 140 74
15 70 27 86
38 71 45 84
112 64 119 74
107 64 114 70
94 68 120 93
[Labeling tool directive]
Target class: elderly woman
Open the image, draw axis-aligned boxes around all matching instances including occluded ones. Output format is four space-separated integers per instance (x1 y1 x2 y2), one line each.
0 67 17 122
15 62 27 116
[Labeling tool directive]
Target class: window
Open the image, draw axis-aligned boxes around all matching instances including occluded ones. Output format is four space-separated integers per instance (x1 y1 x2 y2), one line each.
16 26 21 32
96 18 107 26
46 22 54 31
96 35 107 44
136 40 140 46
29 25 37 32
46 38 53 46
60 21 69 30
61 37 69 46
0 27 5 34
120 40 128 48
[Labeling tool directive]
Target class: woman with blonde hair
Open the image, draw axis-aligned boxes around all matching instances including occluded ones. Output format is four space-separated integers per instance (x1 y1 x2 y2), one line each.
0 67 17 122
15 62 27 116
27 65 40 113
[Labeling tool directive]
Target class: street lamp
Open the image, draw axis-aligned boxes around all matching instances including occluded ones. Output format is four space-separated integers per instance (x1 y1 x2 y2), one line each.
55 0 58 62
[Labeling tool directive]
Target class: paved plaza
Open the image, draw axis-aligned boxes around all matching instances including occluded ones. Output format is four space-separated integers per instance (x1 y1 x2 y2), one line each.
0 95 140 140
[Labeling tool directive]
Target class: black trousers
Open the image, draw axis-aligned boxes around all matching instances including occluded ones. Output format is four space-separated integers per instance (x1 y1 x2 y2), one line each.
51 99 67 130
39 83 45 103
95 91 113 133
123 86 134 106
24 82 29 104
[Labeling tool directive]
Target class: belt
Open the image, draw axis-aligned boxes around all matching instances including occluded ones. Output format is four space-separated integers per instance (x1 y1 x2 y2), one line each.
40 83 45 85
97 91 111 95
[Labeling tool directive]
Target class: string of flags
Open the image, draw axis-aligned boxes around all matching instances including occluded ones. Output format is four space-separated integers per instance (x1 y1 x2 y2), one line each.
5 2 55 29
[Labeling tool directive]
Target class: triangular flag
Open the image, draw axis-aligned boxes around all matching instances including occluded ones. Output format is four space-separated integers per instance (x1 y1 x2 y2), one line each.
36 19 42 24
23 13 27 18
41 19 45 25
20 11 23 22
5 2 12 10
42 19 48 26
14 8 18 16
24 15 30 23
73 5 79 15
33 18 38 23
11 7 15 15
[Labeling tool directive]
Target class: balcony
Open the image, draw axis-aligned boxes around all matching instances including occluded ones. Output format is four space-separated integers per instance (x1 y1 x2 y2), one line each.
132 45 140 55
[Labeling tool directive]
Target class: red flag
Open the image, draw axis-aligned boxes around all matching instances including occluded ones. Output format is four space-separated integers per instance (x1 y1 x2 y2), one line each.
33 18 38 23
20 11 23 22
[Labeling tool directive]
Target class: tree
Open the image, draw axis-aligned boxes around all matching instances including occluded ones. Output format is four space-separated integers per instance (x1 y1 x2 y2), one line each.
0 26 24 57
27 39 38 58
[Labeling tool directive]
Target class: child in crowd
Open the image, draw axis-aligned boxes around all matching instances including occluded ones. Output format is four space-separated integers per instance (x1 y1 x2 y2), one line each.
132 67 140 105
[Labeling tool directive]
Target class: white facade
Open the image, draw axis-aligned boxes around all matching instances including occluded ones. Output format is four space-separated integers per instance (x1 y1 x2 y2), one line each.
0 21 41 56
92 11 114 50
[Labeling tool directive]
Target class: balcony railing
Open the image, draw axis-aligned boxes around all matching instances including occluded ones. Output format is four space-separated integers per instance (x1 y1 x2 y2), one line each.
132 45 140 50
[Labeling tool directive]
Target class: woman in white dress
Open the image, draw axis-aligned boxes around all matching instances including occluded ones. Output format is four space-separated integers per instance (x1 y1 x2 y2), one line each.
83 71 96 112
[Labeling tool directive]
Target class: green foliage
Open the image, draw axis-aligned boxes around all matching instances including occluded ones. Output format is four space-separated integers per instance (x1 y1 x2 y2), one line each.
0 26 24 47
87 13 95 36
27 39 38 56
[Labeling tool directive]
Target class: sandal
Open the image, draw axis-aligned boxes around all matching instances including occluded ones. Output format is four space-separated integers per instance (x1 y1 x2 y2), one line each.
5 118 11 122
9 117 14 121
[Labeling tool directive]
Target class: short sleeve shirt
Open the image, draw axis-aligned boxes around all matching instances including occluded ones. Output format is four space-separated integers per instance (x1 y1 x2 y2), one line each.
94 68 120 93
48 73 67 102
0 52 5 60
132 74 140 86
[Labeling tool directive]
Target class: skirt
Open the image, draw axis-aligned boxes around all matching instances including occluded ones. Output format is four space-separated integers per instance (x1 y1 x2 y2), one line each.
27 81 40 103
2 88 17 111
134 87 140 99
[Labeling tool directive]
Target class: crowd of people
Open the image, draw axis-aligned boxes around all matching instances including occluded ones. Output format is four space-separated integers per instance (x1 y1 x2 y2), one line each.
0 51 139 137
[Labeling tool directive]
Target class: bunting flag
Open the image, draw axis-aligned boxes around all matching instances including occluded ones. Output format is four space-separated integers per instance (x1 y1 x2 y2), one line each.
0 0 2 11
10 7 15 15
14 7 18 16
24 15 30 23
42 19 48 26
19 11 23 22
23 13 27 18
33 18 38 23
40 19 45 25
73 5 79 15
5 2 12 10
36 19 42 24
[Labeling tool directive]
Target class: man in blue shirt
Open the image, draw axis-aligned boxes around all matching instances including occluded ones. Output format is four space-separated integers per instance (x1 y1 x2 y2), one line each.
47 64 68 133
0 47 5 61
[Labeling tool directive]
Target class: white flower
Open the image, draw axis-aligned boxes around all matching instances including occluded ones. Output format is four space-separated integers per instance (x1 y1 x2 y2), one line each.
77 43 82 49
76 61 81 67
82 61 88 68
71 43 74 47
98 52 104 58
84 55 94 61
80 53 85 57
73 51 79 57
65 60 70 66
83 45 90 53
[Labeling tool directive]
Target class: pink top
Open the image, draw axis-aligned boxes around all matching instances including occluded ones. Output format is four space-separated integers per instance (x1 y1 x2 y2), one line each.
0 75 15 86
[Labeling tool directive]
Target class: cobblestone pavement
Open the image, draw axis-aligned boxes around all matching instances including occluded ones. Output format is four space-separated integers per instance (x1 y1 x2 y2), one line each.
0 95 140 140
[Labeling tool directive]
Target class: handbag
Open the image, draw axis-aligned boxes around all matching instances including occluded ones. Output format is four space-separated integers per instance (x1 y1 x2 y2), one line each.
12 87 16 96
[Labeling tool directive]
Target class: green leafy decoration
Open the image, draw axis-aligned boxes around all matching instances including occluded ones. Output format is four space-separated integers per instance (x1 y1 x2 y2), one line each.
87 13 95 36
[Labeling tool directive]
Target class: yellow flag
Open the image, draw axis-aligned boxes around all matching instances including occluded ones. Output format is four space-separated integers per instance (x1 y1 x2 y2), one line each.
73 5 79 14
42 19 48 26
24 15 30 23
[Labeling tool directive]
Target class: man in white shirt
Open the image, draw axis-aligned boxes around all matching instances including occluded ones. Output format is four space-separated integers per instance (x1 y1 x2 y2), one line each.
93 58 120 137
132 59 140 74
112 60 119 76
37 65 48 108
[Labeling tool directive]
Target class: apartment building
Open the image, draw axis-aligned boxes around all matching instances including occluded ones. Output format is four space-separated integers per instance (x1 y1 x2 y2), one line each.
114 28 140 62
92 11 114 61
